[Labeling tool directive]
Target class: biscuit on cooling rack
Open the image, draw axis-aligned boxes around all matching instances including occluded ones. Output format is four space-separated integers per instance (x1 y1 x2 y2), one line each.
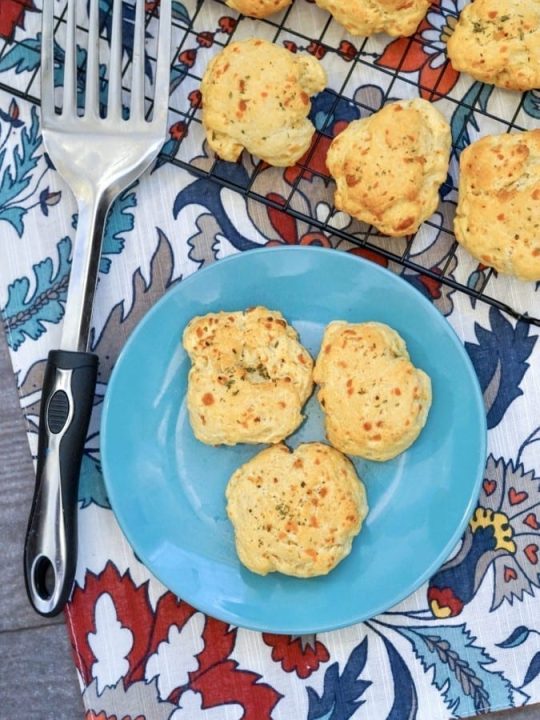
200 39 327 167
226 443 368 576
314 0 431 36
183 307 313 445
226 0 291 18
314 322 432 461
326 98 451 237
454 130 540 282
447 0 540 91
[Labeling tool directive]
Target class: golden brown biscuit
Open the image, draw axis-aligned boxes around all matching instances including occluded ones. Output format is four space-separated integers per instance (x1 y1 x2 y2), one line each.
314 0 431 36
314 322 432 461
226 443 368 576
183 307 313 445
226 0 291 18
454 131 540 281
200 39 327 167
447 0 540 91
326 99 451 237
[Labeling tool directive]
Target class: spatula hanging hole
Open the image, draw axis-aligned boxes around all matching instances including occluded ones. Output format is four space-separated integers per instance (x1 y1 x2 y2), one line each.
33 555 56 601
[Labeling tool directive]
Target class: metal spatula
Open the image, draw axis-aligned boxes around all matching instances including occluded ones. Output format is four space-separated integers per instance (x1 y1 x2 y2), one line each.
24 0 172 616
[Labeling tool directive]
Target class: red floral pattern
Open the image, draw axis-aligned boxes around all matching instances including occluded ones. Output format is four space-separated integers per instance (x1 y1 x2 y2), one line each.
263 634 330 679
68 563 281 718
377 8 459 101
0 0 34 40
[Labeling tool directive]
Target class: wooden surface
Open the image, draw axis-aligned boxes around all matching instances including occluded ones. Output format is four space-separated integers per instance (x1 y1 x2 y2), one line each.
0 326 539 720
0 328 84 719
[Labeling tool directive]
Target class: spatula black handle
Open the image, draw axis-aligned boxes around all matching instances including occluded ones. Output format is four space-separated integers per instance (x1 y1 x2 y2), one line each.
24 349 98 616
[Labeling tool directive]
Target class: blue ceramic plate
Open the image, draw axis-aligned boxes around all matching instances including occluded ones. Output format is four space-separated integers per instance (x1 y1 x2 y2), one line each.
101 247 486 633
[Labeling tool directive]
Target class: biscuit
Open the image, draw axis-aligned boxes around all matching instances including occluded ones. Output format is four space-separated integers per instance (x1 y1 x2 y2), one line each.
200 39 327 167
183 307 313 445
326 99 451 237
447 0 540 91
225 0 291 18
314 322 432 461
314 0 431 36
454 130 540 281
226 443 368 576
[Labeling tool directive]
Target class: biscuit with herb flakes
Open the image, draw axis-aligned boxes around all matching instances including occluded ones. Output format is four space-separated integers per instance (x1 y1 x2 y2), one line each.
226 443 368 577
183 307 313 445
326 99 451 237
314 0 431 36
200 38 327 167
226 0 291 18
314 322 432 461
447 0 540 91
454 130 540 281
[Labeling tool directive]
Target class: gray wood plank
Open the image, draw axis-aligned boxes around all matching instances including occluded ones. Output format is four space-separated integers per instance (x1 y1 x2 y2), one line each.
0 623 84 719
0 327 84 717
0 329 63 632
490 708 540 719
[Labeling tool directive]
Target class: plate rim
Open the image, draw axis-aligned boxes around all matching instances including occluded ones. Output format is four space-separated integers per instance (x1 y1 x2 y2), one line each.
101 245 487 633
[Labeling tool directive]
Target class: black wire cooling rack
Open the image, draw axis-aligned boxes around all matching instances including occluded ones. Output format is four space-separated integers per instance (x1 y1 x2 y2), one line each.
1 0 538 328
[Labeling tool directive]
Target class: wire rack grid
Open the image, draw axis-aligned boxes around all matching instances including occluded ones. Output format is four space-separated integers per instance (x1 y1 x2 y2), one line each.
0 0 538 328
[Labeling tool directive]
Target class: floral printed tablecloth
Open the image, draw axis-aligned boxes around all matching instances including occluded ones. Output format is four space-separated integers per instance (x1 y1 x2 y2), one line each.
1 1 540 719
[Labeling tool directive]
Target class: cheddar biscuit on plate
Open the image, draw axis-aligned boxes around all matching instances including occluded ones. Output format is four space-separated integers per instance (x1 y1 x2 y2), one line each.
314 322 432 461
314 0 431 36
326 99 451 237
183 307 313 445
226 0 292 18
454 130 540 281
447 0 540 91
200 39 327 167
226 443 368 577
